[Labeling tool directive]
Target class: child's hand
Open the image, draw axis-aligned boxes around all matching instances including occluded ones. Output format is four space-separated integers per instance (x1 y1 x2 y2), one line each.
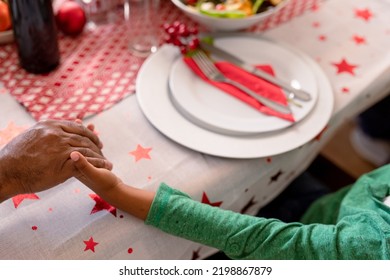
71 151 155 220
70 151 122 196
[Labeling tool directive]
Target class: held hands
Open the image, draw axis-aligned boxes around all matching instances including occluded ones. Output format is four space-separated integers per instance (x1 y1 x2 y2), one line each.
70 151 123 196
0 120 112 201
0 117 154 219
71 151 155 221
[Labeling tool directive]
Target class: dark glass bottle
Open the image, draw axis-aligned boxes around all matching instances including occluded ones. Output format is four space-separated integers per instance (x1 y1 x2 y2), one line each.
9 0 60 74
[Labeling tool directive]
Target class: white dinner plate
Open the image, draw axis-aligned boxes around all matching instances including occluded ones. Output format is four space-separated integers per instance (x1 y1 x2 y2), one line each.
136 36 334 159
169 36 318 136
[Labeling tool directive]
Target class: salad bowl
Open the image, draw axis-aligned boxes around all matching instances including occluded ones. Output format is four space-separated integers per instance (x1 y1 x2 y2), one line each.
171 0 291 31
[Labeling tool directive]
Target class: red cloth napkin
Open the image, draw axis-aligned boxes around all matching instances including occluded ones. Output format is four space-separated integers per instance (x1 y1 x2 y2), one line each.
184 57 295 122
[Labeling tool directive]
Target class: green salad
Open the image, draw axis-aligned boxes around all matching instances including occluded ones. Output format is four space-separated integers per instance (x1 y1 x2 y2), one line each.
183 0 283 18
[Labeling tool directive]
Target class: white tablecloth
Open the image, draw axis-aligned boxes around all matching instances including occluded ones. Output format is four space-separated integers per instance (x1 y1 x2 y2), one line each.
1 0 390 259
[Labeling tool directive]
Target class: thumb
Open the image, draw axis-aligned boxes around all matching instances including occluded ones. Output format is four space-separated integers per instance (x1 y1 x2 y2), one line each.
70 151 97 180
71 151 121 194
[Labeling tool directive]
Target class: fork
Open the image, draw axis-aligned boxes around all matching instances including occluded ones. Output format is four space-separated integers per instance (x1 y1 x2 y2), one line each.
192 50 292 115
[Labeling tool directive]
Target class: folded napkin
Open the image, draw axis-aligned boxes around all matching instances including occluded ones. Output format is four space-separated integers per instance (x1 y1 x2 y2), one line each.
184 57 295 122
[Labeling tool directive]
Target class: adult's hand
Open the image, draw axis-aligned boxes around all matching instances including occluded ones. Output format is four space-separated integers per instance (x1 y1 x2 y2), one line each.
0 120 112 202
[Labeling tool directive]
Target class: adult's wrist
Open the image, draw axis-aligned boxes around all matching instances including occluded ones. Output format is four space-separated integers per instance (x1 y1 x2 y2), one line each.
0 154 12 203
0 146 22 202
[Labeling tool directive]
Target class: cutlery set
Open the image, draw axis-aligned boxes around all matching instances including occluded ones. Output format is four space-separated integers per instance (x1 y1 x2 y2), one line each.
136 35 332 158
192 50 292 115
193 41 312 115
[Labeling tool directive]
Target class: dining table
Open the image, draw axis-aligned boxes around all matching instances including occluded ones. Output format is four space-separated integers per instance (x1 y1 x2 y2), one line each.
0 0 390 260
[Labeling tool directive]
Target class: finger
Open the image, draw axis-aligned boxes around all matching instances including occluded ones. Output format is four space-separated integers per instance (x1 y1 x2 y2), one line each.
72 146 105 159
86 123 95 132
86 157 113 171
73 120 102 148
67 134 103 155
86 124 101 147
70 151 101 180
60 121 103 149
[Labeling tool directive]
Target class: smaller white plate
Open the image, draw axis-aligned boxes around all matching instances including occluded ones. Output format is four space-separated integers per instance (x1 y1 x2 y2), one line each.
169 36 318 136
136 42 334 159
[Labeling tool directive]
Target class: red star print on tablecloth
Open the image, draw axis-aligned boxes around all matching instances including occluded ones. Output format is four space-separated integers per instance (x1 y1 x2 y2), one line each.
192 247 201 260
0 121 29 148
129 144 152 162
89 193 117 217
311 3 320 12
312 21 320 28
269 170 283 185
318 35 327 41
355 8 373 22
314 125 328 141
12 194 40 208
352 35 366 45
84 237 99 252
332 58 358 75
201 192 222 207
240 196 257 214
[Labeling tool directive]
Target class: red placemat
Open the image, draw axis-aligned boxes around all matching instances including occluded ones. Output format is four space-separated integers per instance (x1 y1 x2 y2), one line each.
0 0 320 121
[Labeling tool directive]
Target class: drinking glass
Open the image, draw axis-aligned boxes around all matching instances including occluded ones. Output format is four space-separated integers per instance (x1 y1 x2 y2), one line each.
124 0 160 57
80 0 116 29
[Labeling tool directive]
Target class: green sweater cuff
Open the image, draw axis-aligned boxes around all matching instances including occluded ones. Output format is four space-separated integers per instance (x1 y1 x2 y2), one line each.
145 182 188 227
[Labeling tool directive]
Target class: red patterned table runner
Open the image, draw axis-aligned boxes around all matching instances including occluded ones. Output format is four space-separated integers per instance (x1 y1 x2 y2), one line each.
0 0 319 121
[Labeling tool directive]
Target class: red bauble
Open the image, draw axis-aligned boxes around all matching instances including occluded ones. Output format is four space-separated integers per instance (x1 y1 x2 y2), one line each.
55 1 86 36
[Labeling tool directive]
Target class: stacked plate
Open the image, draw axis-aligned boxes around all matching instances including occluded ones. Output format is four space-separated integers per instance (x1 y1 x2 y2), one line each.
136 34 334 159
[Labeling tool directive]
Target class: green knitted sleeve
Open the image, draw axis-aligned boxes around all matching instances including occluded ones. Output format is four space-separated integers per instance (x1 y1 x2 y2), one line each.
145 178 390 259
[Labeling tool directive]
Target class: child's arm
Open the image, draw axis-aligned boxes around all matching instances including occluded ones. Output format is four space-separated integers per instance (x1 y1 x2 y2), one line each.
71 151 389 259
70 151 154 220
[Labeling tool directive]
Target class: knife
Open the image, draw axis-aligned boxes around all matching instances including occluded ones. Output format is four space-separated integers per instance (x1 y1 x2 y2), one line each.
200 41 312 102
